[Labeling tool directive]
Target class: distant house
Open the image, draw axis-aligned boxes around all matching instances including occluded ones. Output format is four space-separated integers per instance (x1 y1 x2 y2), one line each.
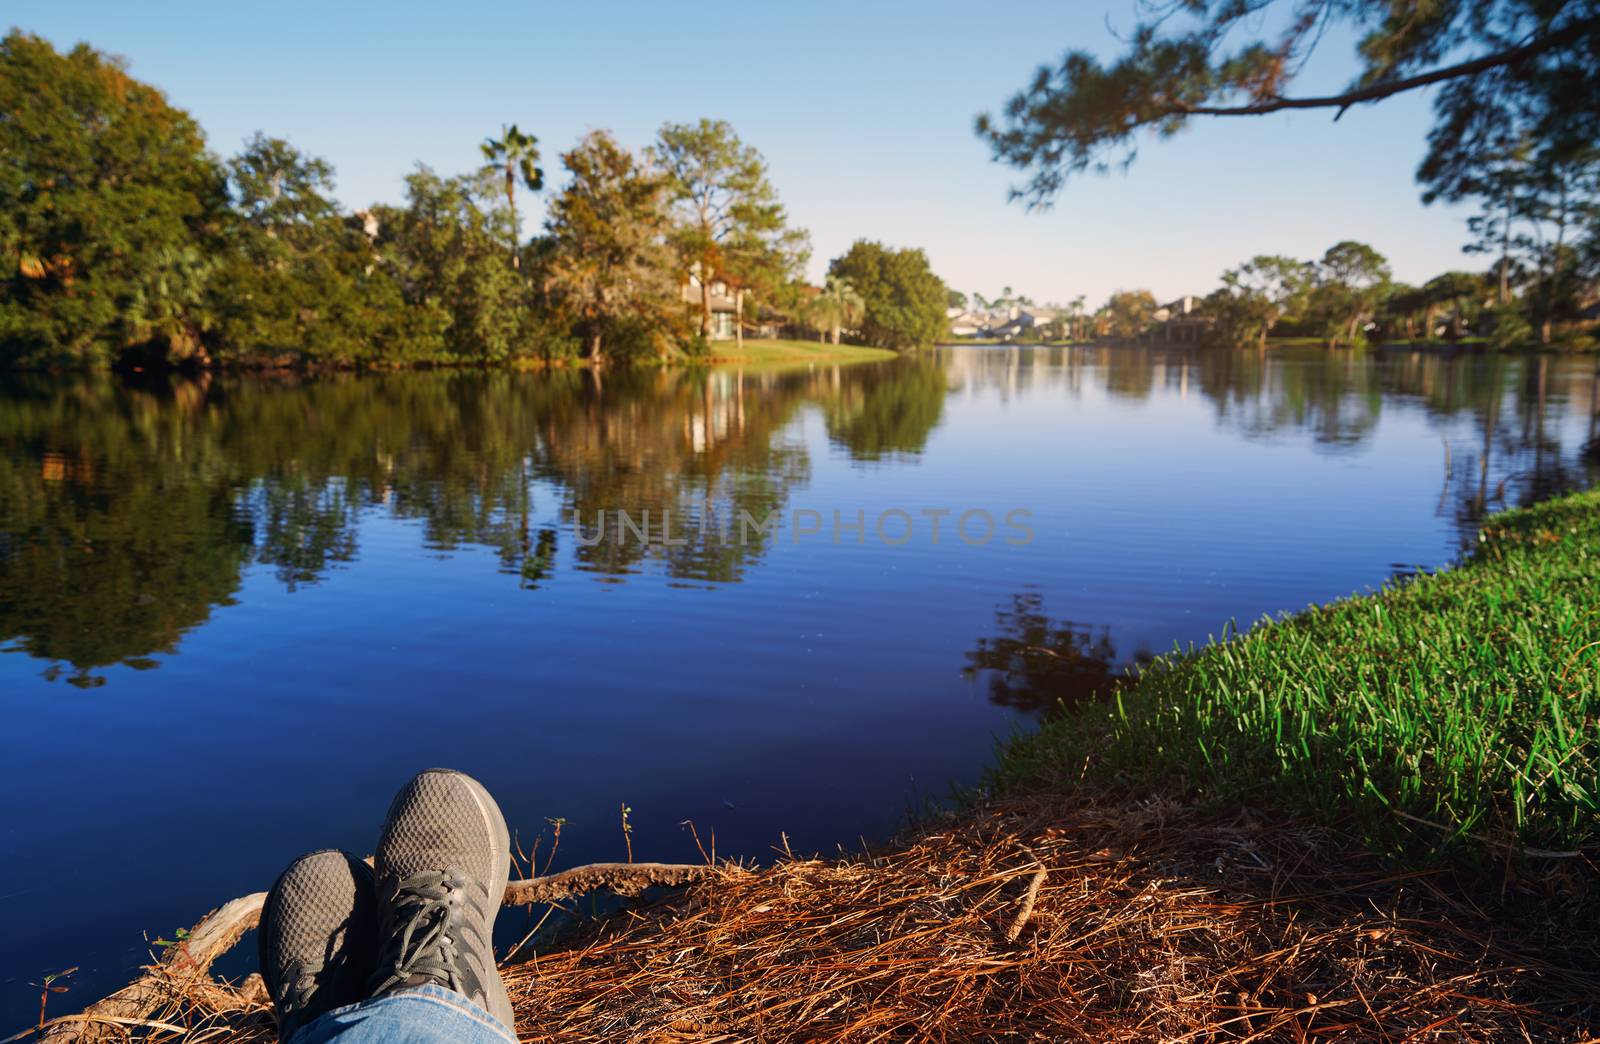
682 269 740 340
983 306 1060 341
1151 295 1211 343
947 307 987 338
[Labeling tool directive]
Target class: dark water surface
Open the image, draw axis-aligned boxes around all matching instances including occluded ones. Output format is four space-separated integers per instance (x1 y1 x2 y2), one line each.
2 345 1597 1023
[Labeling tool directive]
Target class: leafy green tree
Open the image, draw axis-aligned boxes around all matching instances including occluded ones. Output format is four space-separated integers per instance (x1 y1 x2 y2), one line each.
653 119 809 347
826 240 948 350
1215 256 1315 348
0 31 224 368
1105 289 1157 339
1311 241 1391 347
947 288 969 310
372 166 539 363
208 134 411 365
1422 271 1490 339
542 131 680 363
977 2 1600 208
805 275 865 345
480 124 544 268
1379 282 1426 341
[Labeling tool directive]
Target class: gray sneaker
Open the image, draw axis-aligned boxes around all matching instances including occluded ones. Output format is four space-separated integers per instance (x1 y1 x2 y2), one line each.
258 850 378 1042
369 768 515 1033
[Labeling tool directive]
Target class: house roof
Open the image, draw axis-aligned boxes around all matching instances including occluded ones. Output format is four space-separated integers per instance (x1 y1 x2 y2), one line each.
680 283 737 312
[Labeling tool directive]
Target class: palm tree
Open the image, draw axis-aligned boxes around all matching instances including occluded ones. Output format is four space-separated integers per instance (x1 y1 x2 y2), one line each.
808 275 865 345
1068 295 1087 340
481 124 544 269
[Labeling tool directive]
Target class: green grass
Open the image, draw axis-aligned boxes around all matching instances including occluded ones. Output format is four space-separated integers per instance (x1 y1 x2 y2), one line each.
699 338 896 367
997 489 1600 862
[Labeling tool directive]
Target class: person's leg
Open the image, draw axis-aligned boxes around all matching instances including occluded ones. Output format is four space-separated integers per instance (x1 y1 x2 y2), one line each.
289 985 515 1044
260 769 518 1044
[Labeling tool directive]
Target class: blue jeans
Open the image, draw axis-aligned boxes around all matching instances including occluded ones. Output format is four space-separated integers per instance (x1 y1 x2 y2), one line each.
290 985 518 1044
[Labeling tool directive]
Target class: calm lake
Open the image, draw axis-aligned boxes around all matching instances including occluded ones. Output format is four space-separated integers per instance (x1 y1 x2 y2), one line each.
2 345 1597 1024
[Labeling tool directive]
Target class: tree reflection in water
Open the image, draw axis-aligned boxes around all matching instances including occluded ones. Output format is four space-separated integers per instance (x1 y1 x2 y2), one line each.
963 590 1124 713
1 347 1594 687
0 359 948 683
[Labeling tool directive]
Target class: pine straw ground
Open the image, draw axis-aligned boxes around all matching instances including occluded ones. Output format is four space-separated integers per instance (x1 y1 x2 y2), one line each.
91 788 1598 1043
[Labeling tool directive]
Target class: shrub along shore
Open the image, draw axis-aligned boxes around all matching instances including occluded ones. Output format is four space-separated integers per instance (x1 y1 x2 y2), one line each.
45 490 1600 1041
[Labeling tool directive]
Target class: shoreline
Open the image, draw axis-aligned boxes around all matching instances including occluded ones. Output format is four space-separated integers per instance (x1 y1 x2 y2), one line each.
40 488 1600 1040
0 339 898 380
9 337 1598 381
939 336 1600 353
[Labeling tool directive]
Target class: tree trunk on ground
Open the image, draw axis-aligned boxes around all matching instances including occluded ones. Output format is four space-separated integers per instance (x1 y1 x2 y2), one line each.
831 323 840 345
589 331 603 365
700 280 711 339
735 289 745 351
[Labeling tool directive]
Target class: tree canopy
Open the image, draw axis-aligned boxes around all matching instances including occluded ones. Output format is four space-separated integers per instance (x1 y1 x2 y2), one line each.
1213 255 1314 347
0 32 946 369
0 30 225 367
827 241 948 350
653 119 809 345
480 124 543 268
542 131 681 362
1105 289 1159 338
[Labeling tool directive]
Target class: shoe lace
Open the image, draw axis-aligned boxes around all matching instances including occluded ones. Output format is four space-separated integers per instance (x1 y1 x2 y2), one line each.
275 958 324 1018
371 870 475 996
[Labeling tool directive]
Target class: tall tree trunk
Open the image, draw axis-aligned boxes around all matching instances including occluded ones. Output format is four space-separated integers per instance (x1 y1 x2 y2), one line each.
831 322 840 345
589 331 603 365
700 280 711 338
507 170 520 270
735 289 745 350
1498 198 1511 306
1424 304 1438 341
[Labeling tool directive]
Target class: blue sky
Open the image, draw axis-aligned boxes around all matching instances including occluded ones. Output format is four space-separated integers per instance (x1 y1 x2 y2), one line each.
16 1 1476 304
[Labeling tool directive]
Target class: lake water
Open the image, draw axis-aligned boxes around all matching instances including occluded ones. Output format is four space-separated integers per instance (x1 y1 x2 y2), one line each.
2 345 1597 1025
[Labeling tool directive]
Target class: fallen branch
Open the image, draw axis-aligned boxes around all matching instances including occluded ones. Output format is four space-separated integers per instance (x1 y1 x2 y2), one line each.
1004 849 1048 943
503 862 707 904
43 862 707 1042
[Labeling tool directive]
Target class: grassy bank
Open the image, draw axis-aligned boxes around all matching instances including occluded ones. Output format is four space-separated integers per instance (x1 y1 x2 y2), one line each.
999 489 1600 862
699 338 896 367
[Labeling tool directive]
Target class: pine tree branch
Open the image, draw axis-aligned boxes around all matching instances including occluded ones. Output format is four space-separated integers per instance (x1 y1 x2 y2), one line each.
1171 17 1595 121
